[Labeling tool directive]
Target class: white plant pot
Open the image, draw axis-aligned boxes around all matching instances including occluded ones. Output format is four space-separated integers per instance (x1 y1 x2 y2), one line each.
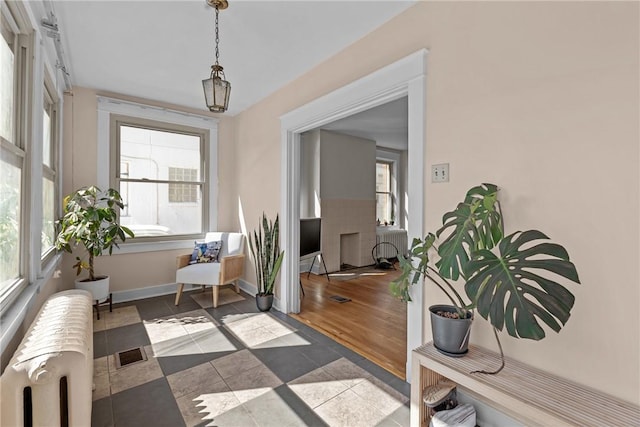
75 276 110 303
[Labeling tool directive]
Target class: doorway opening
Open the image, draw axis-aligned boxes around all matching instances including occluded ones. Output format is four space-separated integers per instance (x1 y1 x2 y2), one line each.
292 96 409 378
280 49 428 380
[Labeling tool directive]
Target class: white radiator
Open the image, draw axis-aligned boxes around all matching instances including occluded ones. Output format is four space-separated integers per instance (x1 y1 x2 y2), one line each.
1 290 94 427
375 228 409 259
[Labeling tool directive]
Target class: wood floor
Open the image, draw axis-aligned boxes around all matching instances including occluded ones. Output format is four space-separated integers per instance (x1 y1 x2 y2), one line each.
290 264 407 379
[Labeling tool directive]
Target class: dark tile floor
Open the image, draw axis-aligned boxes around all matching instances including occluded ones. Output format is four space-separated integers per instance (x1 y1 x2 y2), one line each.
91 288 410 427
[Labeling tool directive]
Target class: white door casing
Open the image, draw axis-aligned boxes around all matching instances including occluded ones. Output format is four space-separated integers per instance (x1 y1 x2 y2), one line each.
280 49 428 380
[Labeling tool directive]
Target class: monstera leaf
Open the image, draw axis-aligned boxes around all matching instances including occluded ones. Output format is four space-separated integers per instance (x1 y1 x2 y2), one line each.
391 234 436 302
436 183 503 280
464 230 580 340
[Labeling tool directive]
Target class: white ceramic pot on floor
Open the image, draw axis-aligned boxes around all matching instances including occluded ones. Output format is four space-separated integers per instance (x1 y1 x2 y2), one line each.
75 276 110 303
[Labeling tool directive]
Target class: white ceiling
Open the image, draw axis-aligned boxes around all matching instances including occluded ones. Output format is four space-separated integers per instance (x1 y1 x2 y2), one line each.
321 96 408 150
52 0 415 116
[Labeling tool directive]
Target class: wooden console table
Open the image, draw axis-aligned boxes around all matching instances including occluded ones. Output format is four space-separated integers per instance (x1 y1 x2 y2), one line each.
411 342 639 427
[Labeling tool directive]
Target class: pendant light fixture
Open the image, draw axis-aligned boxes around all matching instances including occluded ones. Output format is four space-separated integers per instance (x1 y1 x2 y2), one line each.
202 0 231 113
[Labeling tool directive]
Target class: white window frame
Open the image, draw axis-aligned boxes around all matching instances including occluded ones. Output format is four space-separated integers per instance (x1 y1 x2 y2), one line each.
375 160 394 224
0 2 31 313
111 115 209 240
0 0 64 326
377 148 403 227
97 96 218 254
119 161 131 216
40 76 58 264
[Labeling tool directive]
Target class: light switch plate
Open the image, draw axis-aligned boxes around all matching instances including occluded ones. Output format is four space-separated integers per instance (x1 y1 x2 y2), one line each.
431 163 449 183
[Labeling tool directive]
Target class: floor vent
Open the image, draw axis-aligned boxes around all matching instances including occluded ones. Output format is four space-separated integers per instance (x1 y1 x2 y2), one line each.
329 295 351 303
115 347 147 369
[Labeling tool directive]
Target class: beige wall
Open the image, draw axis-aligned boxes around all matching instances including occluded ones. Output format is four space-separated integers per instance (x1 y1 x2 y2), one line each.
232 2 639 402
317 130 377 271
318 130 376 200
61 88 238 293
56 1 639 403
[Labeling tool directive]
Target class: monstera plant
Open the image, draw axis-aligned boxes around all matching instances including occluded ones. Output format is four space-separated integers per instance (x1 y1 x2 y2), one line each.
391 183 580 372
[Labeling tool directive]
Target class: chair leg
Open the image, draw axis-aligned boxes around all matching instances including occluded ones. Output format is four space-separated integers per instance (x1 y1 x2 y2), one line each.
175 283 184 305
234 280 240 294
212 286 219 308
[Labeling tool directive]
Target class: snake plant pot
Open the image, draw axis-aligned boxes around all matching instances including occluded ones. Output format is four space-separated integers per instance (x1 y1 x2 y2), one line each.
430 304 473 357
75 276 110 303
256 293 274 312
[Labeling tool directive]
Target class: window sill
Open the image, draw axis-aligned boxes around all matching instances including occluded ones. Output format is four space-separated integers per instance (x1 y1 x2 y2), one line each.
111 239 196 255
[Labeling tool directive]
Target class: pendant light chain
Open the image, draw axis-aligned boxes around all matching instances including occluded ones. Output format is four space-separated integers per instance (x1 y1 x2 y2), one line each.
214 6 220 67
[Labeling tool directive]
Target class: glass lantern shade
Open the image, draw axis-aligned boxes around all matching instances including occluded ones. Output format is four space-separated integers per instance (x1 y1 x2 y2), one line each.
202 66 231 113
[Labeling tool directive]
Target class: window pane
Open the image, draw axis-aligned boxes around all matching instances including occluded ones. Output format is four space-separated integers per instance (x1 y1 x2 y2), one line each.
41 177 54 256
0 20 14 144
0 158 21 287
376 162 393 223
376 193 391 224
168 167 199 203
376 163 390 192
119 126 200 181
120 181 202 236
42 107 51 167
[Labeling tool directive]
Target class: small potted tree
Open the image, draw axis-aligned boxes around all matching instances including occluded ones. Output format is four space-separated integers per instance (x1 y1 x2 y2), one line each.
391 183 580 373
55 186 134 310
249 213 284 312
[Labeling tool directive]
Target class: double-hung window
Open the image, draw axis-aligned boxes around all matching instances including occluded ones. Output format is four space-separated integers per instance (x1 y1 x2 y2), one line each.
0 5 30 309
376 161 394 224
111 116 209 239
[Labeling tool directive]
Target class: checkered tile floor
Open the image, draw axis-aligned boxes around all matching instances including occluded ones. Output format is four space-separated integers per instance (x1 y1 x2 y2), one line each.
92 288 410 427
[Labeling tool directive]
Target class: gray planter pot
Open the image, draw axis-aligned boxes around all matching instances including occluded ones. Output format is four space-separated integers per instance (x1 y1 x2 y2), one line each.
256 293 274 312
429 304 473 356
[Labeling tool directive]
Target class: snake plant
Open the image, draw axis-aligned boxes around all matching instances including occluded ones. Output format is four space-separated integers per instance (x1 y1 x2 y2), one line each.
391 183 581 343
249 213 285 296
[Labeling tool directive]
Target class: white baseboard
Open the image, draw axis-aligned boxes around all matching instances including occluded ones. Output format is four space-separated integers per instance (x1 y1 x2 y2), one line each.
273 296 283 313
111 280 285 314
238 279 256 297
111 283 200 303
238 279 283 313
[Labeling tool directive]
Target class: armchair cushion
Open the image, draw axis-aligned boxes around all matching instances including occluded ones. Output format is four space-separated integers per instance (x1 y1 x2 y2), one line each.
189 240 223 264
177 262 222 285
